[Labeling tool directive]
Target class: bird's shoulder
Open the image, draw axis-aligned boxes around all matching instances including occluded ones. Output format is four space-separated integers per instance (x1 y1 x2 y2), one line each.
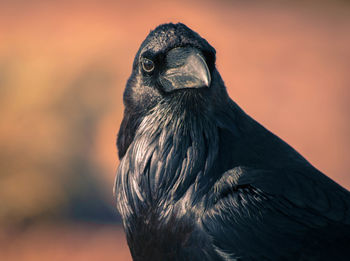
200 166 350 260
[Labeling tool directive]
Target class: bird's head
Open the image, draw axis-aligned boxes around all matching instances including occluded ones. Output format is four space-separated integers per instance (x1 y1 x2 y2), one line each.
118 23 231 159
123 23 228 113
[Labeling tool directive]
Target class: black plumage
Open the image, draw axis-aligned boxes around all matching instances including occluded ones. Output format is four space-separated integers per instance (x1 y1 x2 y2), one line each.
114 23 350 260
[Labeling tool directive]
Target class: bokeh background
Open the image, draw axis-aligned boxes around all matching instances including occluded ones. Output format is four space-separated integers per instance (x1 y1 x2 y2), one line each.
0 0 349 260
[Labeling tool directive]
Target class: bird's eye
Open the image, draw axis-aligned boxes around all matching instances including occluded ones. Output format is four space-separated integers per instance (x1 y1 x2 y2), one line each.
142 58 155 73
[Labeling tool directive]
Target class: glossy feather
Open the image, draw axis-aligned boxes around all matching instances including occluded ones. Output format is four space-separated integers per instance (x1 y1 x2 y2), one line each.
115 23 350 261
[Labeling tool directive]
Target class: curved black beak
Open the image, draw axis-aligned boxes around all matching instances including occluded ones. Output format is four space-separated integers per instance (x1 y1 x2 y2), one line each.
159 47 211 92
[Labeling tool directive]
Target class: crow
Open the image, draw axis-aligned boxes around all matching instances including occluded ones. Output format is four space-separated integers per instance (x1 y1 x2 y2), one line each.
114 23 350 260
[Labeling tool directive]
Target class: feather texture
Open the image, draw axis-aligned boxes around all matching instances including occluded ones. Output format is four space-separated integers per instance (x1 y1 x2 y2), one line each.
114 23 350 260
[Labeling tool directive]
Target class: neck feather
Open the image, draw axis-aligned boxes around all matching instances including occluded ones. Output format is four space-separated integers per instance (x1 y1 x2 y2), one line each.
117 100 219 214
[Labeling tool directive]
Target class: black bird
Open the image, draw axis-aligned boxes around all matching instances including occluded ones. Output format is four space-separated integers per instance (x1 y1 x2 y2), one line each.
114 23 350 260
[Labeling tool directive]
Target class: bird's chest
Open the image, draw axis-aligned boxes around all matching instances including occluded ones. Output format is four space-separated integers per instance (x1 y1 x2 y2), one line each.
123 193 221 261
116 117 221 260
125 196 196 259
117 150 218 260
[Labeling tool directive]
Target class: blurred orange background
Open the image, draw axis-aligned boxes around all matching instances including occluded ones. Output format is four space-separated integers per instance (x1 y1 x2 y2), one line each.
0 0 349 260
